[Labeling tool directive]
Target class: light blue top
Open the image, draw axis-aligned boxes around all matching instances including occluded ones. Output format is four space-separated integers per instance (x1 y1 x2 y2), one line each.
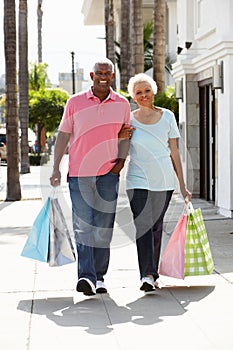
126 108 180 191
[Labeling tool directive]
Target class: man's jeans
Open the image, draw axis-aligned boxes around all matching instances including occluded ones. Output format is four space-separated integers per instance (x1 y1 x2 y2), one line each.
68 172 119 285
127 189 173 281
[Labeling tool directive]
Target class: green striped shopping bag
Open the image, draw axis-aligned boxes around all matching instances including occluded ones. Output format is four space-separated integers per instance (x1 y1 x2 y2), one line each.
184 203 215 276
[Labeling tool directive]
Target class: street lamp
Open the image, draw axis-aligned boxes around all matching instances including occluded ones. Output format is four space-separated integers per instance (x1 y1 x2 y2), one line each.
71 51 75 94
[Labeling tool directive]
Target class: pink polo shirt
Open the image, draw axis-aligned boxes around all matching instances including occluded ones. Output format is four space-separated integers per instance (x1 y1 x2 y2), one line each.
58 87 130 177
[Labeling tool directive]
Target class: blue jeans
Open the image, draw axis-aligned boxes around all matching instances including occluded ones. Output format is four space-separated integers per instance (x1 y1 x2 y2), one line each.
68 172 119 285
127 189 173 281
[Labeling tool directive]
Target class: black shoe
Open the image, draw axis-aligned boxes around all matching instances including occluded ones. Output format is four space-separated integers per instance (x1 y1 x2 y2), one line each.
76 278 96 296
140 276 155 292
96 280 107 294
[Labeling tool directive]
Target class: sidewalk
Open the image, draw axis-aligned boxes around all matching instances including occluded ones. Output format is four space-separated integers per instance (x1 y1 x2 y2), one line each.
0 161 233 350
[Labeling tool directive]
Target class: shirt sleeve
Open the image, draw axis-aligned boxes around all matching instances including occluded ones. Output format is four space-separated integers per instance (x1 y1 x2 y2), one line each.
124 100 131 126
167 110 180 138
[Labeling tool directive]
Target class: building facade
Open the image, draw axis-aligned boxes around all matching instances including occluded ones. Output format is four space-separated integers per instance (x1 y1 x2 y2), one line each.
82 0 233 217
173 0 233 217
59 67 85 95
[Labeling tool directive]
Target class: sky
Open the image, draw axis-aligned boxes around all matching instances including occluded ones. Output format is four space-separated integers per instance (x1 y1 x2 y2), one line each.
0 0 106 85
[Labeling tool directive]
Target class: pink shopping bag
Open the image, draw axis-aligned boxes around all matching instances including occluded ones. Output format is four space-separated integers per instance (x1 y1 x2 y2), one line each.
159 213 187 279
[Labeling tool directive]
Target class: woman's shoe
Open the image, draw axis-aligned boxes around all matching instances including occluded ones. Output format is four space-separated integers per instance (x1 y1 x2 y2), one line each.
140 275 155 292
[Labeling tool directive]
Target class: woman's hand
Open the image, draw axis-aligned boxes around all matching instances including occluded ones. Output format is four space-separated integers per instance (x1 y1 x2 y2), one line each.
180 185 192 203
118 124 135 140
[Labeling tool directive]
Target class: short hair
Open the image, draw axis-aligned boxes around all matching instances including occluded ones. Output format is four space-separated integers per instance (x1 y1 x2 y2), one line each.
128 73 158 98
92 58 115 73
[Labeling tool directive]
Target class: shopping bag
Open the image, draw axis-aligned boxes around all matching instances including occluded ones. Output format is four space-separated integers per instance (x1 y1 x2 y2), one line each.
48 197 76 267
184 203 215 276
159 211 187 279
21 198 50 262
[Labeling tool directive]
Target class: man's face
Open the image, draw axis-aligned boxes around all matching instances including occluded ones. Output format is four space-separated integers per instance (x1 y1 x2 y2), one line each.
90 63 115 93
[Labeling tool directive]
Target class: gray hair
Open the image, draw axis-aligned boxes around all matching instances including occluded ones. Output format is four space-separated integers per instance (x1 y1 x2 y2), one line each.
128 73 158 98
92 58 115 72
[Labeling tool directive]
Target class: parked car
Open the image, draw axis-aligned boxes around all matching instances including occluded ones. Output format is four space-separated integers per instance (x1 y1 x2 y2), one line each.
0 132 7 161
0 141 7 161
0 127 37 162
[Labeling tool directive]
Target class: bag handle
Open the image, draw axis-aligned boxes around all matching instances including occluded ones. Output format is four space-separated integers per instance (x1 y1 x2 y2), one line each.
50 186 57 199
186 201 195 215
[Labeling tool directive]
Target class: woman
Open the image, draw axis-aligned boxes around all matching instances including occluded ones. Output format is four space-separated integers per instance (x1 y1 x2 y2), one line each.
124 73 191 292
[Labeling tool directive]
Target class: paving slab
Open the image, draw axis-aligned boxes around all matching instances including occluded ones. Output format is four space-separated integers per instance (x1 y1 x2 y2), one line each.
0 161 233 350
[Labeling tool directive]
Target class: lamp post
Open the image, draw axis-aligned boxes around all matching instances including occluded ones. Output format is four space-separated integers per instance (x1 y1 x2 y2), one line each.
71 51 75 94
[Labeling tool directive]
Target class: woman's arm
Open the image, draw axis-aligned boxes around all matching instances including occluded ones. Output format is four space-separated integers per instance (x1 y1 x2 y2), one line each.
169 138 192 202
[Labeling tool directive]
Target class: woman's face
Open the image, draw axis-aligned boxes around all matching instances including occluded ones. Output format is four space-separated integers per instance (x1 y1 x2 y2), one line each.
133 81 154 107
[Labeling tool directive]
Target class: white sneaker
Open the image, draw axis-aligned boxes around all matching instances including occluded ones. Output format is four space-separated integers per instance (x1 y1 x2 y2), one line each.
76 278 96 296
140 275 155 292
96 280 107 294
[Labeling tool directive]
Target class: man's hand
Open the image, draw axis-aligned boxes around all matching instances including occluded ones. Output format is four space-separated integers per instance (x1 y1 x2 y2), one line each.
50 169 61 187
110 159 125 175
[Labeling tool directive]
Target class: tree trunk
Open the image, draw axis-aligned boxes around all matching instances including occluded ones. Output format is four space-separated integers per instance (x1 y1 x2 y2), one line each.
105 0 116 89
4 0 21 201
19 0 30 174
129 0 135 77
120 0 131 91
105 0 109 57
37 0 43 63
153 0 166 93
133 0 144 74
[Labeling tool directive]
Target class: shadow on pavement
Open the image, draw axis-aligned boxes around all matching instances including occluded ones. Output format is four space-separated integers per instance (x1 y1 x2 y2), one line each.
126 286 215 325
17 285 215 334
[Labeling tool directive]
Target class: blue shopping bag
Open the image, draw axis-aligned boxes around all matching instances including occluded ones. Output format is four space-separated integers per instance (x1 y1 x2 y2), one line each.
21 198 51 262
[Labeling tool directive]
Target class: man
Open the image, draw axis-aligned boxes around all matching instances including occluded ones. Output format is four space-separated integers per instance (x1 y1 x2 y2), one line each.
50 58 131 296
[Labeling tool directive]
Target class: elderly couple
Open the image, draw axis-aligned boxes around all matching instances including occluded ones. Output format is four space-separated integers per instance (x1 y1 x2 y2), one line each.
50 58 191 296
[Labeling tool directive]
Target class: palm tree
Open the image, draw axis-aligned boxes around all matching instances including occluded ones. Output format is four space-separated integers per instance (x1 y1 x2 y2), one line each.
153 0 166 93
105 0 110 57
37 0 43 63
144 20 153 72
116 21 153 76
133 0 144 74
4 0 21 200
19 0 30 174
120 0 130 91
105 0 116 89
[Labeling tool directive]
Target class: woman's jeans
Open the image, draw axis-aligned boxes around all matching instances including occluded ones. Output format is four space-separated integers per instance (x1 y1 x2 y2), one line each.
127 189 173 281
68 172 119 285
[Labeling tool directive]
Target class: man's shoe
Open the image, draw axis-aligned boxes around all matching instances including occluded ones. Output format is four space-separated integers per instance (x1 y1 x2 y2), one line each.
76 278 96 296
140 276 155 292
96 280 107 294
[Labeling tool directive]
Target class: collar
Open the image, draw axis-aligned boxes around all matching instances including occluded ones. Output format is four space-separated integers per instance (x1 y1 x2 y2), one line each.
87 87 116 101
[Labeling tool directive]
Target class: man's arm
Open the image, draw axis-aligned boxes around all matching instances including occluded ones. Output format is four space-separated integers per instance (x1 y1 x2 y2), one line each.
110 136 130 175
50 131 71 186
110 122 135 175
